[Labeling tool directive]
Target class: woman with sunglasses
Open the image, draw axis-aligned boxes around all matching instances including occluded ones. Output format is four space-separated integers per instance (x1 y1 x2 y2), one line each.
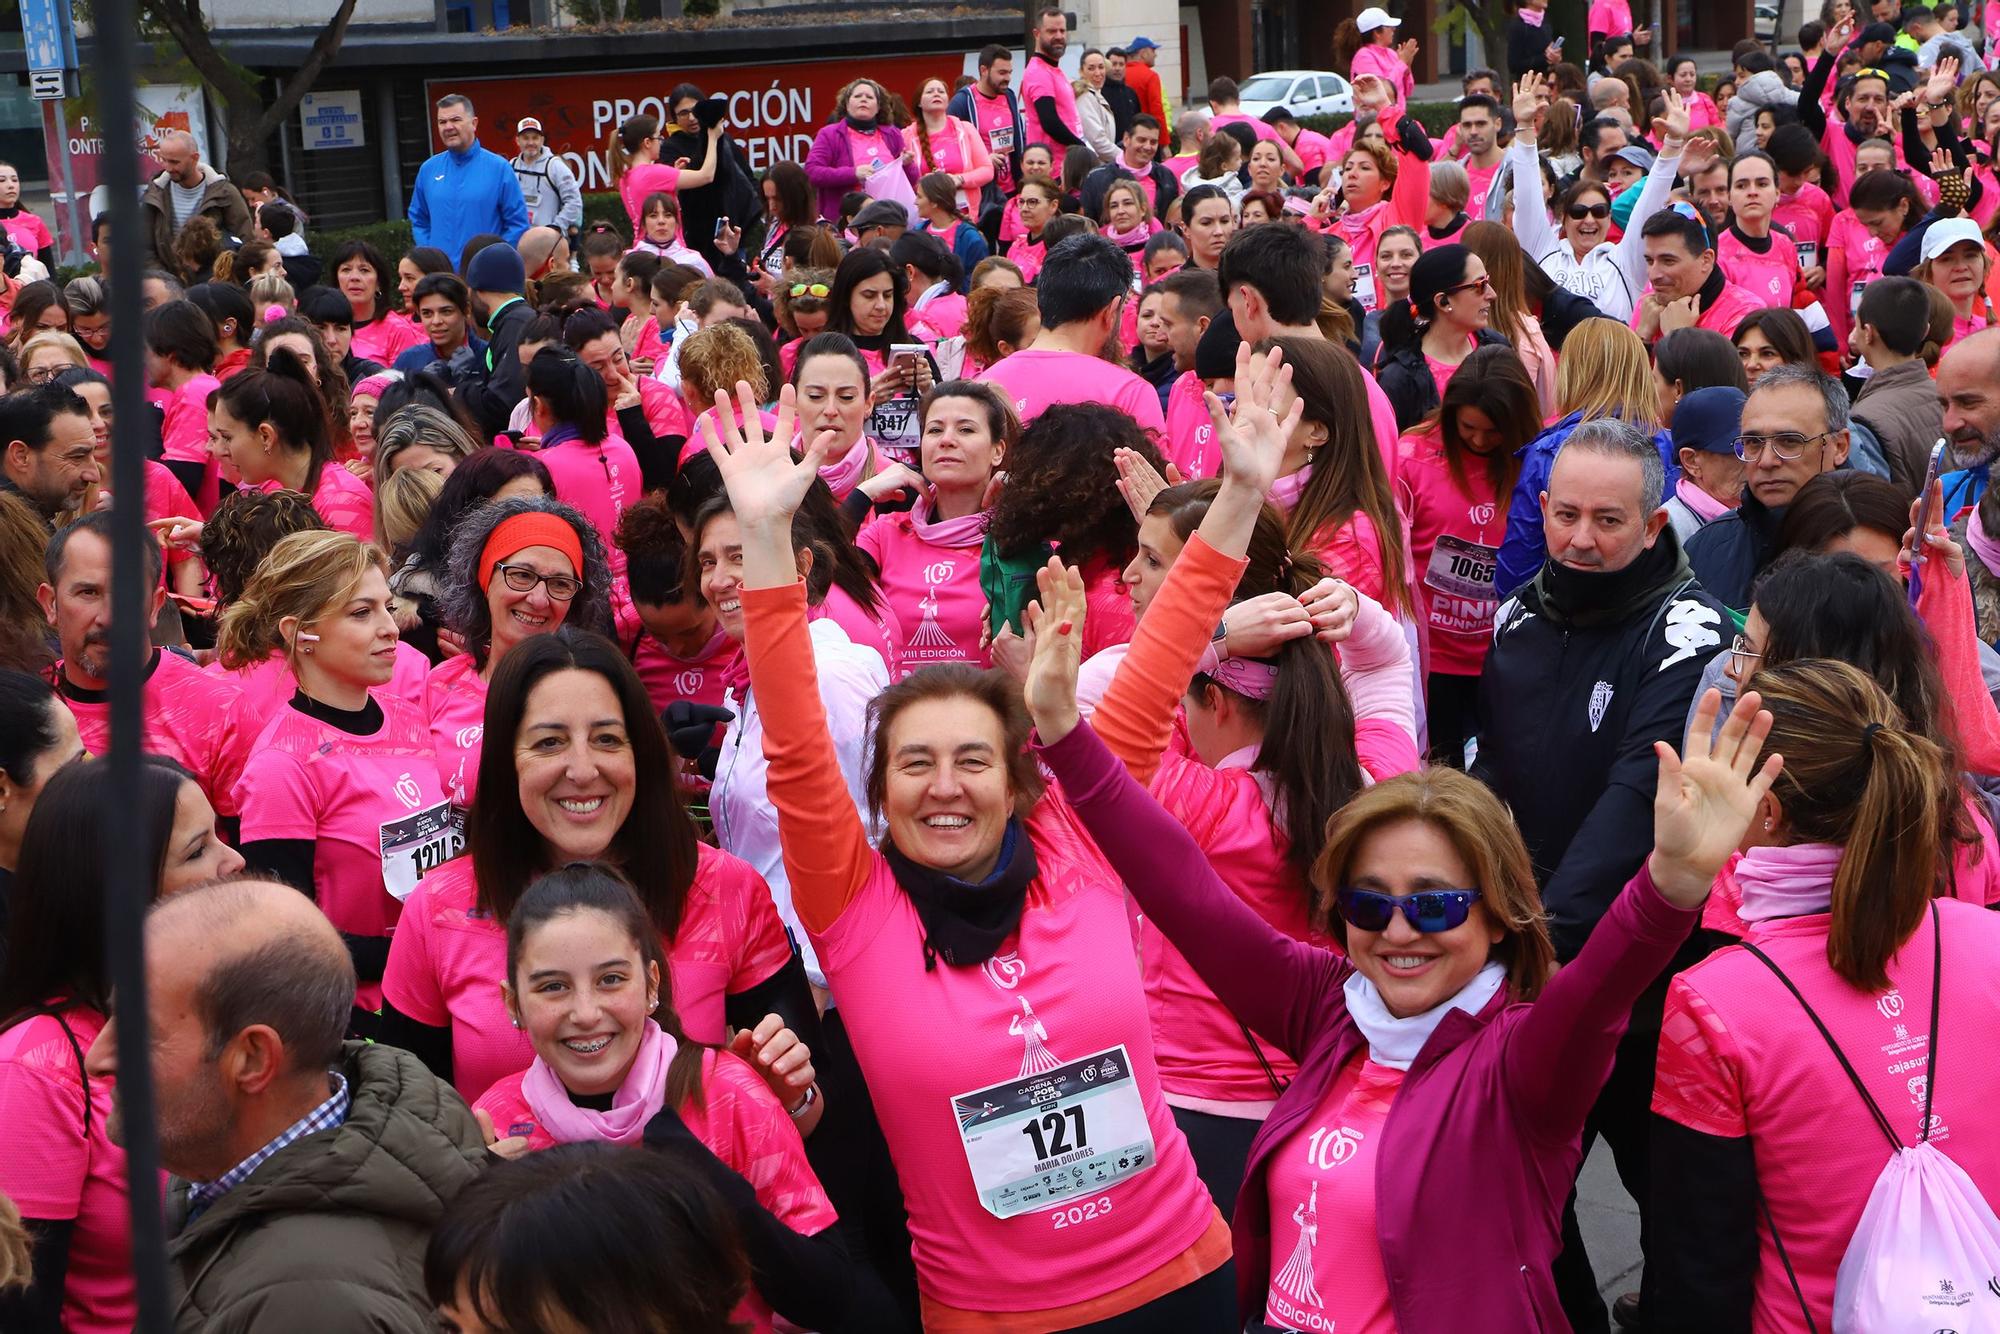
423 495 613 812
1372 244 1507 432
1019 387 1772 1331
606 112 725 236
1509 73 1696 322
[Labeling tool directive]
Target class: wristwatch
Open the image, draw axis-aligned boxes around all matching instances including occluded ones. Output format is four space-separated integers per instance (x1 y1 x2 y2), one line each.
788 1082 819 1120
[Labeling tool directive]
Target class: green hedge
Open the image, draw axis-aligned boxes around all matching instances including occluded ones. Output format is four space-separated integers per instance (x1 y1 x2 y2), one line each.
309 191 631 266
1299 100 1461 140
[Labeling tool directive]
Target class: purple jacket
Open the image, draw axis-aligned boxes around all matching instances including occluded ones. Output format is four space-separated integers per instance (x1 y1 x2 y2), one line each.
1039 720 1701 1332
803 121 918 224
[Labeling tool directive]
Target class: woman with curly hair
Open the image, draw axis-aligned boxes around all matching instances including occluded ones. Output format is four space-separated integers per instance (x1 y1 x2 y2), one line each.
392 450 554 663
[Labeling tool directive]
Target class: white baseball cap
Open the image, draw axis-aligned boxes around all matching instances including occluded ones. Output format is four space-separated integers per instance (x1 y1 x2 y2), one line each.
516 117 544 133
1920 217 1985 266
1357 6 1402 33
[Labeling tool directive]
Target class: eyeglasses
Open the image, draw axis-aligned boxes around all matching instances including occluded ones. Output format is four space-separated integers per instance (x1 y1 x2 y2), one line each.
495 562 582 601
789 282 831 298
1566 202 1612 220
1728 633 1762 671
1334 887 1483 934
25 364 68 383
1442 275 1494 297
1732 430 1832 462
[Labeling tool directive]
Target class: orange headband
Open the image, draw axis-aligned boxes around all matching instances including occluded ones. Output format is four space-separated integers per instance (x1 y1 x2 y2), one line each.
481 512 585 587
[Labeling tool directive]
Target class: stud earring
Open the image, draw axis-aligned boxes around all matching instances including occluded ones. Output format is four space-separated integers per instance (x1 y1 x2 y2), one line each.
1762 819 1773 831
647 998 658 1012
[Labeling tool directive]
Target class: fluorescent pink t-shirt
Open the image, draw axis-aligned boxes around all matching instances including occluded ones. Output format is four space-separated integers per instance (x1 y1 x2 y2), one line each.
161 372 222 512
536 432 641 586
1004 234 1047 283
234 695 454 1010
855 502 990 668
382 845 794 1101
1396 425 1507 676
1773 183 1834 271
1294 128 1335 177
1263 1056 1403 1334
1020 54 1081 152
141 460 200 572
635 625 737 715
1686 91 1723 132
1163 370 1217 479
1463 157 1502 221
1716 229 1799 309
350 312 425 367
214 642 429 743
62 648 252 817
618 162 684 232
475 1047 836 1334
1587 0 1634 35
1824 209 1889 345
423 652 488 810
968 89 1020 194
808 795 1219 1312
254 463 373 541
0 1006 135 1334
1654 902 2000 1330
0 208 53 256
978 347 1168 435
1348 43 1414 105
1211 112 1289 147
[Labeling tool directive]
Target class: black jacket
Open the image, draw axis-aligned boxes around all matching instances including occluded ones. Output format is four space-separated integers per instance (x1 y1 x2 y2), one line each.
662 129 764 270
1079 159 1180 222
1474 530 1729 960
1104 79 1142 141
1374 327 1511 432
1683 486 1789 613
1508 15 1555 77
458 295 535 439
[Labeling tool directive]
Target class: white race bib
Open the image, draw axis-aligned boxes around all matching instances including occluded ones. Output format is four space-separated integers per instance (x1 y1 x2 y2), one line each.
379 798 463 902
953 1045 1157 1220
1354 262 1377 312
870 395 922 465
988 125 1016 155
1797 241 1818 270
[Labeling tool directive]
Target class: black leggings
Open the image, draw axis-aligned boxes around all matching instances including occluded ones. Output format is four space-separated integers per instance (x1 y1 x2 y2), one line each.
809 1006 922 1332
1067 1260 1237 1332
1171 1105 1262 1220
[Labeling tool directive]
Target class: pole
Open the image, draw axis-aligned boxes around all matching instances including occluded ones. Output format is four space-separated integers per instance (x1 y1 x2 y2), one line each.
94 0 174 1321
51 95 84 268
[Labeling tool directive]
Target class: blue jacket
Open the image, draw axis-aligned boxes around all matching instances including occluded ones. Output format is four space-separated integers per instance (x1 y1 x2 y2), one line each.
1495 412 1680 598
408 143 529 265
917 220 989 292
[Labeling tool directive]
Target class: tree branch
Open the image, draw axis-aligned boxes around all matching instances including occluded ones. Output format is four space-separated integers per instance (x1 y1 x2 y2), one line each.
247 0 362 146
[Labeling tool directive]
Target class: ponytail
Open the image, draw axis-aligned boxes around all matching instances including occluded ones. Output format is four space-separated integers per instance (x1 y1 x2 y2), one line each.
525 346 609 444
1333 19 1364 76
607 114 658 188
217 530 386 672
1751 659 1952 991
216 351 332 489
1381 244 1472 359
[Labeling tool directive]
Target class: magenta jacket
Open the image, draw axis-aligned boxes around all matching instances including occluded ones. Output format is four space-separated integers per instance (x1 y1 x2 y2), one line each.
803 121 918 225
1038 720 1702 1332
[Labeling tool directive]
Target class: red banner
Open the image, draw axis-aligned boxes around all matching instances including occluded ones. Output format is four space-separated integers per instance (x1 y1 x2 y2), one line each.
427 52 965 190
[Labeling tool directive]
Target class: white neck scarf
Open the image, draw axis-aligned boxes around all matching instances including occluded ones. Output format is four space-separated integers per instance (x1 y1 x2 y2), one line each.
1343 961 1507 1070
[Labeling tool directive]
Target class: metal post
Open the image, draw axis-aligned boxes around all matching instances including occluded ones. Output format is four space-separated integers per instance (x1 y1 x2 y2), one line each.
376 78 404 221
93 0 174 1323
51 94 85 268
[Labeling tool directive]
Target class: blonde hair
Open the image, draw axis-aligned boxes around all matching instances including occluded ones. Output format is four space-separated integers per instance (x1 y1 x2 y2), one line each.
1316 767 1555 1001
375 465 444 555
678 322 768 410
249 272 295 322
772 266 834 337
0 1192 31 1294
1555 317 1660 430
1428 159 1470 212
217 529 388 671
17 330 88 375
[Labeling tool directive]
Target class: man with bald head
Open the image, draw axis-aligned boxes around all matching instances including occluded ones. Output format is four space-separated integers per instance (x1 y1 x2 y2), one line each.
87 877 485 1331
139 128 252 274
518 224 572 287
1936 326 2000 522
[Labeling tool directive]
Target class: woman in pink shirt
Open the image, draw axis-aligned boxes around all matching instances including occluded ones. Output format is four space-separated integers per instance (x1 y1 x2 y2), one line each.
143 299 226 513
464 863 886 1333
606 112 724 235
1649 660 2000 1330
802 79 919 225
211 354 374 541
1825 168 1920 346
1396 345 1539 765
1335 124 1433 314
911 76 995 217
855 381 1015 670
521 347 644 638
711 384 1233 1332
1091 456 1421 1216
426 497 615 810
0 757 240 1334
1342 16 1416 105
1668 56 1721 131
382 627 812 1110
1717 150 1801 309
1004 180 1060 283
221 531 457 1021
331 240 424 367
615 497 735 716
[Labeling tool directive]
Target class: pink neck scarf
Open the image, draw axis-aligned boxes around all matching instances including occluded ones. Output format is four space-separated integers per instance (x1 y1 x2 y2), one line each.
911 492 990 546
1267 464 1312 514
1104 217 1158 249
1675 475 1734 524
1736 841 1843 922
817 434 873 496
520 1017 676 1146
1969 502 2000 574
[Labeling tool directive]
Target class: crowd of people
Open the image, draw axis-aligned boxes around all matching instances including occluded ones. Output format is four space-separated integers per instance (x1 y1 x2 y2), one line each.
5 2 2000 1330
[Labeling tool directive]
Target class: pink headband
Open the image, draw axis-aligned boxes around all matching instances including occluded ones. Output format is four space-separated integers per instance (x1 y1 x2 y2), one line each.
1207 655 1279 701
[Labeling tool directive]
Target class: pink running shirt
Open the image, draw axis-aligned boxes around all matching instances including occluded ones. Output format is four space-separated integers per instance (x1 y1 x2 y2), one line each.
350 312 425 367
382 846 794 1101
1396 425 1508 676
1716 229 1798 309
635 625 737 715
161 373 222 512
856 502 990 668
254 463 374 541
423 652 488 810
216 642 429 742
1019 54 1081 152
62 648 252 818
618 162 683 232
978 347 1168 435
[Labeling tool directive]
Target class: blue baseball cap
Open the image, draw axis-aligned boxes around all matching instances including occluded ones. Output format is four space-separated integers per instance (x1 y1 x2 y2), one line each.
1671 386 1747 457
1127 35 1159 51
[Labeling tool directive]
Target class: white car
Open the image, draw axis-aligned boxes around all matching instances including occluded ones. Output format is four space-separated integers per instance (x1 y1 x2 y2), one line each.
1235 70 1354 119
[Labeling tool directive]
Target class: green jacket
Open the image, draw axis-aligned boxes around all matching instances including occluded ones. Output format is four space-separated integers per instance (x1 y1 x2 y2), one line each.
165 1041 488 1333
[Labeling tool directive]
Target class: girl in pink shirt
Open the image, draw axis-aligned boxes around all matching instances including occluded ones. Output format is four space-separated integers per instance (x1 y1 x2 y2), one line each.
1347 29 1416 105
716 388 1233 1332
1649 662 2000 1331
1004 180 1060 283
221 531 457 1016
144 300 226 514
608 112 724 234
466 864 885 1332
614 496 738 715
1823 170 1916 347
381 631 810 1108
1336 126 1432 314
211 355 374 541
425 498 615 810
855 381 1013 670
911 76 996 216
0 758 242 1334
1395 346 1538 762
1717 150 1800 308
332 240 425 367
1094 470 1421 1215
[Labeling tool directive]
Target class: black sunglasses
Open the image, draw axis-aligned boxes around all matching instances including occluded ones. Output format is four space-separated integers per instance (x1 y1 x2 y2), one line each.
1567 202 1612 220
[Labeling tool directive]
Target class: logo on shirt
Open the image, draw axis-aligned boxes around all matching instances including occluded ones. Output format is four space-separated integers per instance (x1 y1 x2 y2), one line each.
1009 996 1061 1078
1660 598 1723 671
674 669 707 698
394 772 423 810
984 951 1026 990
1272 1179 1326 1310
1468 501 1496 527
1588 680 1614 733
455 725 484 750
1878 990 1906 1020
909 560 961 660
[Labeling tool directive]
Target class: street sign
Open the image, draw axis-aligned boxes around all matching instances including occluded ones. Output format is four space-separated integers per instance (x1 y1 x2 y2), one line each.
30 69 69 102
20 0 79 75
301 90 366 151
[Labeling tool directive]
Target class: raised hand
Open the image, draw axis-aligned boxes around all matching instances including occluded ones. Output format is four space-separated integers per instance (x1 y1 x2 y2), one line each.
1021 556 1087 744
1205 342 1303 496
1113 446 1173 522
1633 24 1652 45
1931 144 1958 179
1649 688 1783 907
1829 16 1856 49
1927 56 1961 107
1904 475 1965 578
1512 72 1545 127
1652 87 1689 144
1396 37 1419 66
1678 135 1717 179
701 380 831 532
